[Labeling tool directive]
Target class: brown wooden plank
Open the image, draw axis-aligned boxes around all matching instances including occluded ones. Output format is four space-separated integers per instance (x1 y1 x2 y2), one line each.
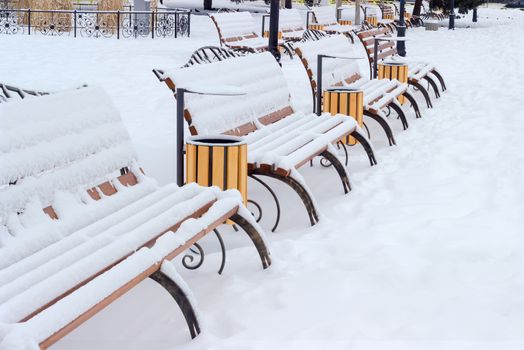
21 200 216 323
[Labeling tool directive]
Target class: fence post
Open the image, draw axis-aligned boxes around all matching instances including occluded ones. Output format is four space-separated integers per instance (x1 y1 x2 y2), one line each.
175 11 178 38
151 11 154 39
27 8 31 35
73 10 77 37
187 11 190 37
117 10 120 39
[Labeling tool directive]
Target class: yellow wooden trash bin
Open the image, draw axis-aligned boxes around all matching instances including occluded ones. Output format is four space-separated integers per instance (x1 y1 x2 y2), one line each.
186 135 248 206
366 15 378 26
263 31 283 39
308 24 325 31
382 14 394 20
323 88 364 145
338 20 352 25
378 61 408 104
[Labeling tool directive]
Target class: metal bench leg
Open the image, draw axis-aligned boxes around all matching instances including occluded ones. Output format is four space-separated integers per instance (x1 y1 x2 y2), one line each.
403 91 422 119
430 69 447 92
149 267 200 339
388 102 409 130
249 174 281 232
350 128 377 166
319 149 351 194
251 169 320 226
409 80 433 108
363 110 396 146
423 75 441 98
230 210 272 269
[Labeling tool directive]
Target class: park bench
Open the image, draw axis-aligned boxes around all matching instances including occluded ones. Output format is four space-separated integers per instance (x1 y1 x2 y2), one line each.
0 86 270 349
154 51 376 228
307 6 356 42
295 34 422 146
210 11 293 58
356 27 447 108
274 8 306 42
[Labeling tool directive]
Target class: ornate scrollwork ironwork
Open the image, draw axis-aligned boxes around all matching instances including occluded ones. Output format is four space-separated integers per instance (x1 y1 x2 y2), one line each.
78 12 113 38
0 11 22 35
181 229 227 274
122 13 150 38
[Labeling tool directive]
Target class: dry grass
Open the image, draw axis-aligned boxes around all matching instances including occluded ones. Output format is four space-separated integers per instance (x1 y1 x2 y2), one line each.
17 0 73 28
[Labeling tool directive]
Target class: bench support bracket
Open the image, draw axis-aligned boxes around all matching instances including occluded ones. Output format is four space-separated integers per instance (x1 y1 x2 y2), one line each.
149 269 201 339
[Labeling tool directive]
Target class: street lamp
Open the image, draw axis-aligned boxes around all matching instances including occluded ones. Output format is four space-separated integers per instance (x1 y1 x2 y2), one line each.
397 0 407 57
267 0 281 61
175 86 246 186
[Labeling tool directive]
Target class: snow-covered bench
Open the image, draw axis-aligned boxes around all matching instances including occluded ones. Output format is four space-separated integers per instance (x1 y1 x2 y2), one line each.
307 6 356 42
356 27 447 107
0 86 271 349
278 9 307 41
155 51 376 227
295 35 423 146
210 11 293 58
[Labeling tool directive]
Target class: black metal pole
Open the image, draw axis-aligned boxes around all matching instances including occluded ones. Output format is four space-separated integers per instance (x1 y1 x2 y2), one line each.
268 0 281 61
176 88 185 186
316 55 323 116
449 0 455 29
373 39 379 79
397 0 406 57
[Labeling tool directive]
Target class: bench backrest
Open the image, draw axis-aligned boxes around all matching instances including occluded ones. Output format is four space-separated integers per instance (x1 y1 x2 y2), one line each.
0 87 139 253
362 4 383 19
311 6 338 26
356 27 397 70
210 12 259 43
279 9 305 32
295 35 365 96
161 52 293 137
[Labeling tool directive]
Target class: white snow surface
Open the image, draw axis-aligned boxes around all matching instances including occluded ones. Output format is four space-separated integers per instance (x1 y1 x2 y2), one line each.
1 6 524 349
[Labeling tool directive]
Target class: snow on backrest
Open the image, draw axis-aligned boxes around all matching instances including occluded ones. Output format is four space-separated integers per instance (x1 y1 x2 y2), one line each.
363 4 383 20
295 35 364 92
339 5 365 22
312 6 338 25
211 12 258 40
280 9 305 31
164 52 291 135
0 86 137 218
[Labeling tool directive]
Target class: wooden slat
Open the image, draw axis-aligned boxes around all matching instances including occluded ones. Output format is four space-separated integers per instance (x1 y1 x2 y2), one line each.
40 205 239 350
22 200 216 323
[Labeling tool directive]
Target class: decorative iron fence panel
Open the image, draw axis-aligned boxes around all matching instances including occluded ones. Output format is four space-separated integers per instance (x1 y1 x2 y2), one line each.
0 8 190 38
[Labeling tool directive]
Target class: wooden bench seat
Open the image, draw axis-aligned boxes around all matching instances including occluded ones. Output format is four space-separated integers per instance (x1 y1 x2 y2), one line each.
308 6 356 42
155 51 376 227
210 12 292 58
0 86 270 349
357 27 447 108
279 9 306 41
295 35 423 146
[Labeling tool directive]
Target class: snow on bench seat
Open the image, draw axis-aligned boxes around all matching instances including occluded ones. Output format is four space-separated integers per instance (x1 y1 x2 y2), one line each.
210 12 275 51
162 52 359 175
279 9 306 40
310 6 356 33
294 35 408 112
0 86 271 348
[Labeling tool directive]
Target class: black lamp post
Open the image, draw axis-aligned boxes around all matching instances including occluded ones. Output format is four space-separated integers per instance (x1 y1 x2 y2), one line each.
175 87 245 186
397 0 407 57
449 0 455 29
268 0 281 61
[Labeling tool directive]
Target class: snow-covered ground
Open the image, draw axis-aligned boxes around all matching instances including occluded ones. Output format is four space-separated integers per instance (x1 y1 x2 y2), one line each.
1 5 524 350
